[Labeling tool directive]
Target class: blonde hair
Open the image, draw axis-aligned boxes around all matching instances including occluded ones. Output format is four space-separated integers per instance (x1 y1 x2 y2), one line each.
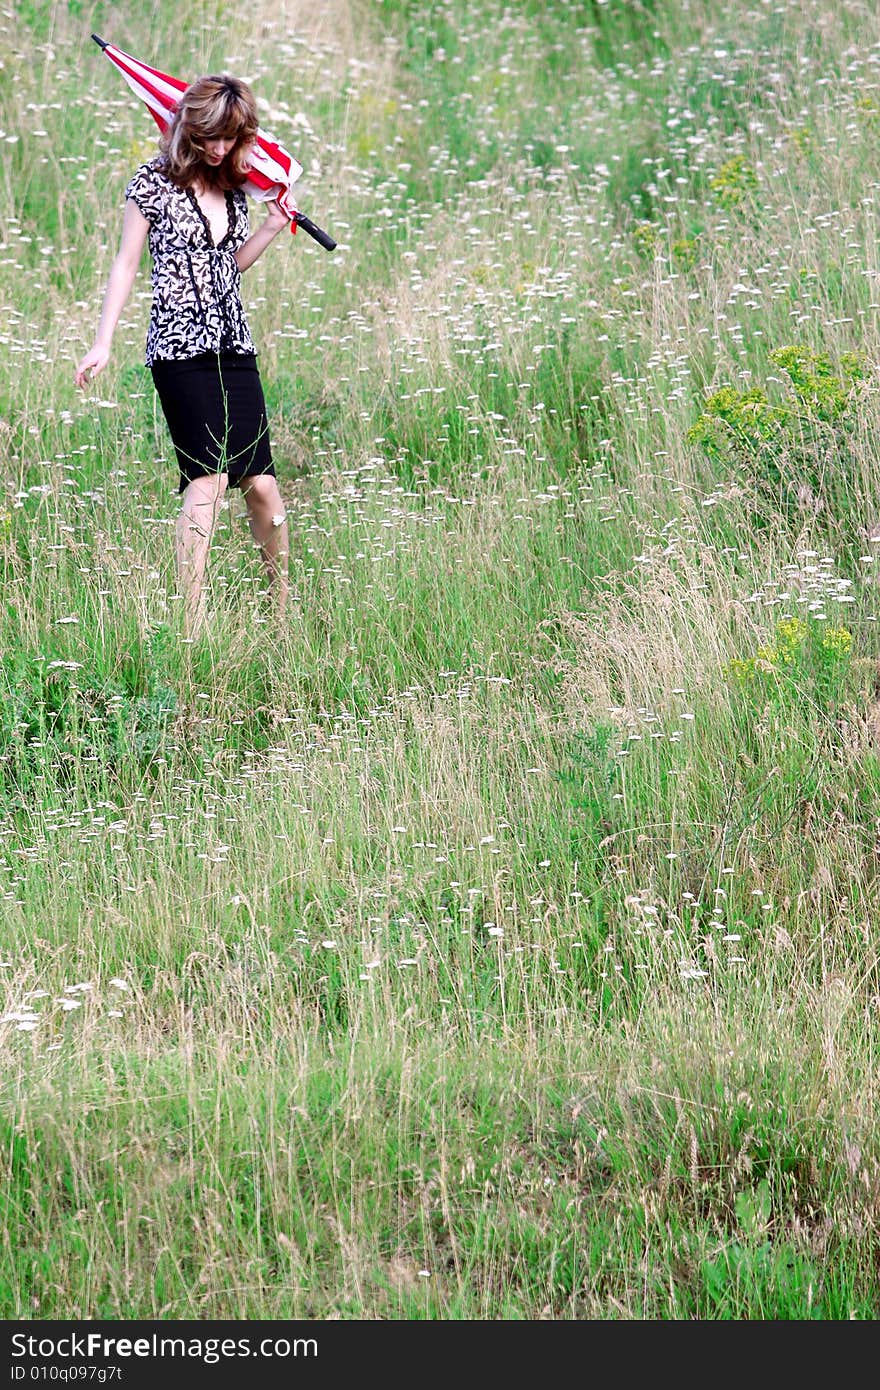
160 74 258 189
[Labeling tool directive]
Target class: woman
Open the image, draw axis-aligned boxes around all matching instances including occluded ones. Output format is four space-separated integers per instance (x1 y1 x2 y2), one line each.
75 73 290 638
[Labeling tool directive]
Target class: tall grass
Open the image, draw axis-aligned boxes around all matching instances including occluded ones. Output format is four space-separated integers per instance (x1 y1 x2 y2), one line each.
2 0 880 1317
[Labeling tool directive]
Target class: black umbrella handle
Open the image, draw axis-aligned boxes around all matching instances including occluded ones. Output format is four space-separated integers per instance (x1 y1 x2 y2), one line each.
293 212 336 252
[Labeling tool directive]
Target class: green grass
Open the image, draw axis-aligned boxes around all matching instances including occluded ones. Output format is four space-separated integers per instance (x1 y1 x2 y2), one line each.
2 0 880 1319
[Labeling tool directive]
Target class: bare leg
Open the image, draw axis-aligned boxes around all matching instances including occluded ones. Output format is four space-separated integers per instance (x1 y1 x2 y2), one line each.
239 474 289 618
175 473 229 638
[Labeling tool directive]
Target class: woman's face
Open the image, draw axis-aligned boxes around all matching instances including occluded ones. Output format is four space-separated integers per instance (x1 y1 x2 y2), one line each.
202 135 235 166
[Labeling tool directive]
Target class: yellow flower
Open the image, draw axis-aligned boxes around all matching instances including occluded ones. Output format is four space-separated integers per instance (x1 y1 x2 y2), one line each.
775 617 808 658
754 647 778 671
821 626 853 658
725 656 759 683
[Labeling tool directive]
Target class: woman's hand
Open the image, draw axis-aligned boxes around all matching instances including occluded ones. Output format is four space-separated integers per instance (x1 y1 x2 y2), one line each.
75 343 110 389
264 200 290 233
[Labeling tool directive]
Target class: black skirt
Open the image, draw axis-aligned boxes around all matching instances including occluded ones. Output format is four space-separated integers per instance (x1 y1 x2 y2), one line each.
150 351 275 494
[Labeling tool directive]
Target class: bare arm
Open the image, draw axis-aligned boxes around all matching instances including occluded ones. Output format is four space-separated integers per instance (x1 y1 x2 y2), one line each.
235 200 290 273
75 199 150 388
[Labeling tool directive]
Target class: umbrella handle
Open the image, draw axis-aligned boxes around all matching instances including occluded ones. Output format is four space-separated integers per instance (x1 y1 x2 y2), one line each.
293 212 336 252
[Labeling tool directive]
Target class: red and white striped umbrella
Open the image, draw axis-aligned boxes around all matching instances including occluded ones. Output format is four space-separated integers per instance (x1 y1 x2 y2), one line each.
92 34 335 250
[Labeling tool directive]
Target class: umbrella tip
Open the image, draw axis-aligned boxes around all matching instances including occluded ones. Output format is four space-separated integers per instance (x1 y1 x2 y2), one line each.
91 33 108 49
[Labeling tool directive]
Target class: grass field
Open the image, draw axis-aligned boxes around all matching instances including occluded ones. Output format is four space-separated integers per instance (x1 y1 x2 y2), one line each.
3 0 880 1318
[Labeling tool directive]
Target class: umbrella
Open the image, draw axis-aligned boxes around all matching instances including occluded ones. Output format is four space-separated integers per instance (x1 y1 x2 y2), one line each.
92 33 336 251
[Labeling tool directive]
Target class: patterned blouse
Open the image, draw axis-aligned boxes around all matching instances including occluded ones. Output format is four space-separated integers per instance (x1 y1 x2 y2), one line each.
125 160 256 366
